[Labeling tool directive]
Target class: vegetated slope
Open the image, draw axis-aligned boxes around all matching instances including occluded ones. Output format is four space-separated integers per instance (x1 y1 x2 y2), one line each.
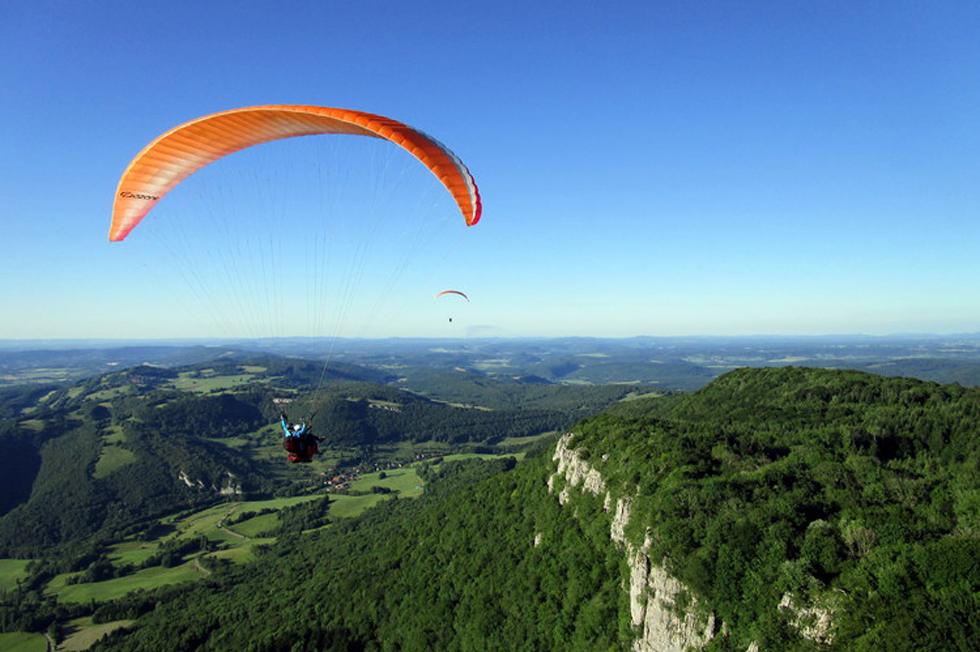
574 366 980 650
92 455 630 652
92 367 980 652
0 356 639 554
0 399 272 556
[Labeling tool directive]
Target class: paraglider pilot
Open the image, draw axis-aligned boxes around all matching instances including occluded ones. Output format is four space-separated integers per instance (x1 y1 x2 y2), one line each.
279 410 324 463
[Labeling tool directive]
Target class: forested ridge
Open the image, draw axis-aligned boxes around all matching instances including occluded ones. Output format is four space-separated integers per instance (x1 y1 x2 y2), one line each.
566 366 980 650
63 367 980 651
3 367 980 652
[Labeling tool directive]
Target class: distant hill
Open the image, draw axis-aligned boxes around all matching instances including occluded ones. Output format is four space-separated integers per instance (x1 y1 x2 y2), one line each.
89 367 980 651
0 346 248 386
0 355 645 554
850 357 980 386
7 335 980 391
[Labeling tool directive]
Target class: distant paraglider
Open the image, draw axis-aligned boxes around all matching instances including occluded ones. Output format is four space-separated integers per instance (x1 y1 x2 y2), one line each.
434 290 470 302
436 290 470 323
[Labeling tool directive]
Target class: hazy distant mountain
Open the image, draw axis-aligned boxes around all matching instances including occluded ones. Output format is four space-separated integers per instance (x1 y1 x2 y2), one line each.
6 334 980 390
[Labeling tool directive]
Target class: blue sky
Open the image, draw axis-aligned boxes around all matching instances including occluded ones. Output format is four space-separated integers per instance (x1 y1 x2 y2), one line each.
1 1 978 339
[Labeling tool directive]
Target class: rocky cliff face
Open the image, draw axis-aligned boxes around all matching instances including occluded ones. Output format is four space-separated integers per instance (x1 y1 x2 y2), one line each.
178 470 242 496
547 432 835 651
548 432 716 652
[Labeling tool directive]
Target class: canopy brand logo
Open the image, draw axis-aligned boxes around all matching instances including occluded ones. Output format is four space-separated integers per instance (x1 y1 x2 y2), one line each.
119 191 159 200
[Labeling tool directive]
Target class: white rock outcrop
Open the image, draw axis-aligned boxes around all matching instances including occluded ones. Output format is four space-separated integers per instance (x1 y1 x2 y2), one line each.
551 433 607 501
216 472 242 496
549 433 715 652
610 497 632 544
779 593 835 646
178 470 205 489
178 470 242 496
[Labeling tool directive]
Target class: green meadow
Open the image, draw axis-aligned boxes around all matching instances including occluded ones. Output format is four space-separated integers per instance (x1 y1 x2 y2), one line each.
229 512 279 538
53 561 202 603
327 493 391 518
439 452 525 463
0 632 46 652
107 541 160 566
59 617 133 651
497 430 558 446
167 369 264 393
93 445 137 479
348 467 424 498
0 558 33 591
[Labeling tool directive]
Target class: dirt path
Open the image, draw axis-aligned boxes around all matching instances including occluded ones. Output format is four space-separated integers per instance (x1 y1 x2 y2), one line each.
192 557 212 577
215 506 250 541
44 630 56 652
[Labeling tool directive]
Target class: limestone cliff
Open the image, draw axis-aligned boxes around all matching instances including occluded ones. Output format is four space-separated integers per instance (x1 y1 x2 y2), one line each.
548 432 716 652
547 432 833 651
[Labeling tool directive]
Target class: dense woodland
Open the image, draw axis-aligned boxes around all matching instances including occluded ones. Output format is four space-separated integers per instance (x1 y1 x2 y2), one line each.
573 367 980 650
3 361 979 650
84 367 980 651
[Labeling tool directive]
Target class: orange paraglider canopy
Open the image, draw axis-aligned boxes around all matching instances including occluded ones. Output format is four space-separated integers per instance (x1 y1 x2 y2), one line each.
109 105 482 241
435 290 470 301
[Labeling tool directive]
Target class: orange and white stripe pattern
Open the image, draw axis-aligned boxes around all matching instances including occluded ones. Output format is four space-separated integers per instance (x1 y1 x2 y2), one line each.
110 105 482 241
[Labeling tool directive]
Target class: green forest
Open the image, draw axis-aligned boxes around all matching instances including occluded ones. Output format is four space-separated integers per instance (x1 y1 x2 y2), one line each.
1 360 978 650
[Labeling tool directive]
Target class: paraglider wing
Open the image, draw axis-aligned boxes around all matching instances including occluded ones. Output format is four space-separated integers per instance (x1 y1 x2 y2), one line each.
435 290 470 301
109 105 482 241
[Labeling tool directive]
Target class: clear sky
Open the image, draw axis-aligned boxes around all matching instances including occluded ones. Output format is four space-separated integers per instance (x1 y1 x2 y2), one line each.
1 1 978 339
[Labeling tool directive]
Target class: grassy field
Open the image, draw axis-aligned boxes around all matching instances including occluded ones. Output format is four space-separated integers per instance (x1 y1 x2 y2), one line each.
328 493 392 518
0 632 46 652
54 560 202 603
0 558 32 591
618 390 664 402
376 440 453 462
103 424 127 443
46 497 326 603
498 431 558 446
93 445 138 479
161 504 244 547
59 617 133 651
348 467 424 498
208 541 272 564
204 435 254 449
229 512 279 538
107 541 160 566
115 495 325 562
85 386 133 401
439 452 525 463
167 370 260 393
